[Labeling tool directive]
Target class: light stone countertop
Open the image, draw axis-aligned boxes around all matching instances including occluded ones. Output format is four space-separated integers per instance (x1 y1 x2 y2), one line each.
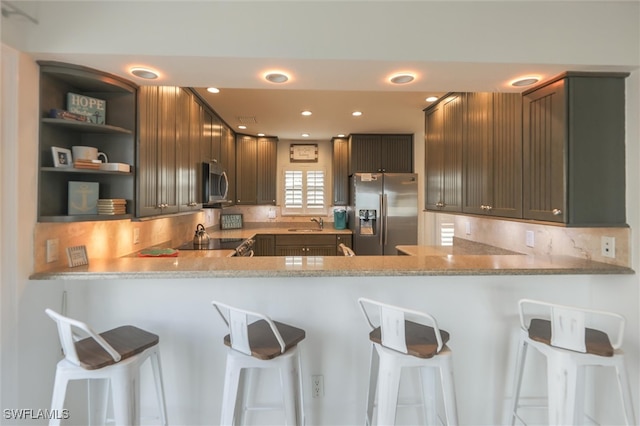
28 226 634 280
29 252 633 280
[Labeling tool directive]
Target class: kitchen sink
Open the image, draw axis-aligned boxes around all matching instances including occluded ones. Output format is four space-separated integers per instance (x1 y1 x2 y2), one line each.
287 228 323 232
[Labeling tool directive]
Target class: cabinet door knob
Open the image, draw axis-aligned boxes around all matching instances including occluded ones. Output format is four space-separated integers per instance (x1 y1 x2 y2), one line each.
553 208 563 216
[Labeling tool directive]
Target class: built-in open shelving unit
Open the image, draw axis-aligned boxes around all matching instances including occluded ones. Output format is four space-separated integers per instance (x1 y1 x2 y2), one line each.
37 61 138 222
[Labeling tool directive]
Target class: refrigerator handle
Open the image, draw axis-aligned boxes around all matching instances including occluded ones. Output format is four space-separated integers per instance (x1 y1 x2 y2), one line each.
379 194 384 247
383 194 388 245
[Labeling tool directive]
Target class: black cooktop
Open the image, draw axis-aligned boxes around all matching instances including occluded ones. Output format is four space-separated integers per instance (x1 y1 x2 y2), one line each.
177 238 244 251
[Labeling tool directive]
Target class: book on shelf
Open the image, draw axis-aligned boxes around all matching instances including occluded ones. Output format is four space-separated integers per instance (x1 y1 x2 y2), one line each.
98 198 127 204
74 159 102 169
68 182 99 215
48 108 90 122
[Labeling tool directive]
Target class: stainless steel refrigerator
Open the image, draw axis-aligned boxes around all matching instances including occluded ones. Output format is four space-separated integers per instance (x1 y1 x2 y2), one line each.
348 173 418 255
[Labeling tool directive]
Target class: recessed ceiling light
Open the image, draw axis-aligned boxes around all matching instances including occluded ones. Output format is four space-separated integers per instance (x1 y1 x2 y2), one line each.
257 133 265 137
301 110 312 116
264 72 289 84
337 134 346 138
238 125 247 130
352 111 363 117
425 96 439 102
389 73 415 84
129 67 159 79
207 87 220 94
301 133 310 137
511 77 540 87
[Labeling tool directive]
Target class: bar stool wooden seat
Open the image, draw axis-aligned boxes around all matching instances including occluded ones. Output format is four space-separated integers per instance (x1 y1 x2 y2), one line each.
212 301 306 425
358 298 458 426
45 309 167 426
510 299 636 425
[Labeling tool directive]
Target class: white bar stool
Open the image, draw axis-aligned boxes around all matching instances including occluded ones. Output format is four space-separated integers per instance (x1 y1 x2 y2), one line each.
510 299 636 425
358 298 458 426
45 309 168 426
212 301 306 426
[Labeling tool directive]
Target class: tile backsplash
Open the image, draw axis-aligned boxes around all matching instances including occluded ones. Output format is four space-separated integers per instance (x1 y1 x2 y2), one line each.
431 213 630 267
33 211 215 272
33 207 631 273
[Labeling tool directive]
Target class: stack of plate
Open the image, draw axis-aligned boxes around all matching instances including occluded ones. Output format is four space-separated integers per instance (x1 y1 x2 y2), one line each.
97 199 127 215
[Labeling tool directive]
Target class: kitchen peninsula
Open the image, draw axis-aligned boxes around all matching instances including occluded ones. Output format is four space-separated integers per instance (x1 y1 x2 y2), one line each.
30 238 633 280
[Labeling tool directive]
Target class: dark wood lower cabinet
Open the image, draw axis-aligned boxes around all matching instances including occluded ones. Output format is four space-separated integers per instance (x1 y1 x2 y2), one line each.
252 235 275 256
253 234 353 256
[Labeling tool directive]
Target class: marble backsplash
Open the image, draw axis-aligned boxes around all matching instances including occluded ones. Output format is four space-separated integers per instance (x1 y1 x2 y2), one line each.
433 213 631 268
32 206 631 273
33 211 216 272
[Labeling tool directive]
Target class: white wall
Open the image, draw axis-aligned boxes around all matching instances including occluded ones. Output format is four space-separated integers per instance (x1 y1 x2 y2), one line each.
1 46 65 424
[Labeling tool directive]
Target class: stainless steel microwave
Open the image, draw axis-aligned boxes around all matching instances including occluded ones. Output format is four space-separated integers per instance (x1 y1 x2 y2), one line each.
202 161 230 205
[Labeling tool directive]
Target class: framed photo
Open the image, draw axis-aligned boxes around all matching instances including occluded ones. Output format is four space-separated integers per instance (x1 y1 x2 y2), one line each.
52 147 72 167
66 245 88 267
290 144 318 162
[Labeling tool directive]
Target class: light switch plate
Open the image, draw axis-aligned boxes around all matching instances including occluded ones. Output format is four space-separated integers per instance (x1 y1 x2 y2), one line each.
525 231 535 248
46 239 59 263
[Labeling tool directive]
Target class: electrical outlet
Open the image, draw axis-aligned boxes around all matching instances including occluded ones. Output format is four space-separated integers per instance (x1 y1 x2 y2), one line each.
525 231 535 248
312 374 324 398
268 209 276 219
601 236 616 258
133 228 140 245
46 239 59 263
465 221 471 235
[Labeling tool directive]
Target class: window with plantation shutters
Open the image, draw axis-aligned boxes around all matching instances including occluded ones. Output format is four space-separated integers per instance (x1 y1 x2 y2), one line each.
283 168 327 215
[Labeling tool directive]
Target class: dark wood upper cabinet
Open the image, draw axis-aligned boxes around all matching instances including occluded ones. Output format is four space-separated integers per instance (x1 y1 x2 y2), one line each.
522 72 628 226
348 134 413 174
463 92 522 218
177 88 202 212
138 86 180 217
256 137 277 205
425 94 463 212
332 137 349 206
221 124 236 206
235 134 277 205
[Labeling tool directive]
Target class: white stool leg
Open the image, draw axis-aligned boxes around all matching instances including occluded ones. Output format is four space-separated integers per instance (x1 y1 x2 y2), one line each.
547 352 578 425
87 378 109 426
376 351 402 426
150 349 168 426
296 350 305 426
573 365 586 424
614 357 637 425
419 367 437 425
439 354 458 425
49 370 69 426
366 345 380 426
110 368 137 426
221 354 242 426
280 355 298 426
510 337 528 425
239 368 254 425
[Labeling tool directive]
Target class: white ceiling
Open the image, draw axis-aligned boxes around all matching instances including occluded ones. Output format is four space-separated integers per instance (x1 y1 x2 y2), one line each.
2 1 638 141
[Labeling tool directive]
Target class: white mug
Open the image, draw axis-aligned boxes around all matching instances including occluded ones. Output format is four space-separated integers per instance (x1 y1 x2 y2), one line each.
72 146 108 163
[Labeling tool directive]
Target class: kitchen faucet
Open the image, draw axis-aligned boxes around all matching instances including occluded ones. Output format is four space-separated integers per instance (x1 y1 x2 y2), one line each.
311 217 324 230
